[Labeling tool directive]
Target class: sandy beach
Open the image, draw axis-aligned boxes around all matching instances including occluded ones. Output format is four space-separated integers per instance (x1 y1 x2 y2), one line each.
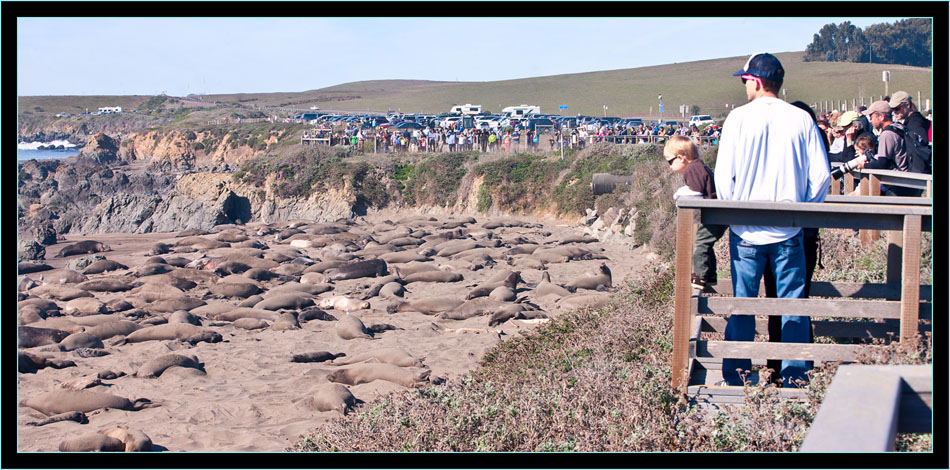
17 208 658 452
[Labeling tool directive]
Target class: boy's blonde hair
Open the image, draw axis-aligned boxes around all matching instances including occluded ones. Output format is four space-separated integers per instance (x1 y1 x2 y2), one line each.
663 135 699 161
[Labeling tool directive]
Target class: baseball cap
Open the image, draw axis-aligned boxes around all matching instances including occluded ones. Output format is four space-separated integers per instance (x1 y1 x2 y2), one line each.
733 53 785 82
888 91 912 108
835 111 860 129
862 100 891 116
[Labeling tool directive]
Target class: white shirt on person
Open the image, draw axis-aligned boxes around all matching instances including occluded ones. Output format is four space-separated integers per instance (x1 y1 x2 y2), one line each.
714 97 831 245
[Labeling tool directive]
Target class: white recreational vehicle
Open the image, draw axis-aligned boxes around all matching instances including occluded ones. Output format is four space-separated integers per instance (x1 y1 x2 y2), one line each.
501 104 540 118
450 104 482 115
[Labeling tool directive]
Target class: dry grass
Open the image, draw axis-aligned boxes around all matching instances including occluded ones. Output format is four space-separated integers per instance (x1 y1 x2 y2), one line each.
291 263 931 452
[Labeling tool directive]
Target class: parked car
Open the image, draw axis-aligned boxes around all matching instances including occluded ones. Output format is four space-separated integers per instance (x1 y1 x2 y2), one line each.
688 115 716 128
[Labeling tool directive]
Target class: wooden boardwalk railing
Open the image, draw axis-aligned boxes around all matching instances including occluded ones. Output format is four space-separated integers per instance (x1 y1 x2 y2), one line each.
671 197 932 398
799 365 932 451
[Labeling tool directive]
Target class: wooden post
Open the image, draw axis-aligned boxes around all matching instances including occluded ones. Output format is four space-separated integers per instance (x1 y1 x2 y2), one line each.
859 178 872 247
900 215 922 344
844 173 855 194
672 207 696 392
830 176 841 196
886 229 903 285
869 175 882 242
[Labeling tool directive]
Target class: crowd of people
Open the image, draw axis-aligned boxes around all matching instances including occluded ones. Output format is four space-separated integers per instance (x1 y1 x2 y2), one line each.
313 118 723 155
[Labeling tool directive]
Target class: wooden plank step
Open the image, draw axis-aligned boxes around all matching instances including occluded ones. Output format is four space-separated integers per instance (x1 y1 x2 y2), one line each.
696 340 866 363
708 280 932 300
693 296 932 320
699 316 931 339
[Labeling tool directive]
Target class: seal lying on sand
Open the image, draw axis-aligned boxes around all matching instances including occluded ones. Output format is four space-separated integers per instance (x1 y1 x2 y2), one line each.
20 390 155 416
56 240 111 258
565 263 612 291
326 363 431 388
325 259 388 281
386 296 464 315
331 348 423 368
297 383 359 415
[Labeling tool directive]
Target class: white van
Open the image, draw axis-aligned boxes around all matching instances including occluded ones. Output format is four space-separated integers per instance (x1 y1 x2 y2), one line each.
450 104 482 115
688 115 715 128
501 104 541 118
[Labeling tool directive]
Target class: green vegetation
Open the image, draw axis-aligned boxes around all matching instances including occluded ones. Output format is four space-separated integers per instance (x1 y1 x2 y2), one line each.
805 19 932 67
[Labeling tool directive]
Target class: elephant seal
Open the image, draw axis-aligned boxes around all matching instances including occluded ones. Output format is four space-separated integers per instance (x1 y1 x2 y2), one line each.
565 263 612 291
254 293 315 311
168 310 201 325
81 259 128 275
18 351 76 373
402 270 463 284
379 251 431 264
213 308 278 322
465 271 522 299
534 271 574 298
326 259 388 281
64 297 107 316
438 298 512 321
326 363 431 388
331 348 424 368
58 433 126 452
298 383 359 415
298 307 336 322
233 317 270 330
377 282 407 299
210 281 261 299
98 426 153 452
25 411 88 427
135 353 202 378
360 274 404 300
56 240 111 258
488 304 548 327
20 390 155 416
386 297 463 315
18 262 53 274
29 285 93 301
45 269 88 284
76 278 138 293
318 296 370 312
270 311 300 331
147 296 207 313
124 323 211 343
488 286 517 302
335 314 374 340
59 332 104 351
291 351 345 363
18 326 70 348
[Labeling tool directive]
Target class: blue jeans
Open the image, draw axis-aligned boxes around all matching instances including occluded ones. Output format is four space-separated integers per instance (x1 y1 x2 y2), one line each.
723 230 813 387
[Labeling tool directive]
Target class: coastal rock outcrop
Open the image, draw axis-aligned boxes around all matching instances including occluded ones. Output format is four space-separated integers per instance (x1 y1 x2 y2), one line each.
77 133 120 164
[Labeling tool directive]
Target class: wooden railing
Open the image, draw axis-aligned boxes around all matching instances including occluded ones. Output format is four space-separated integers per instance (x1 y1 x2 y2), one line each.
799 365 932 451
671 197 932 393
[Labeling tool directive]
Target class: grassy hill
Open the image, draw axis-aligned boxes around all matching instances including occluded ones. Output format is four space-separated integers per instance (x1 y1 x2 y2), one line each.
19 51 933 121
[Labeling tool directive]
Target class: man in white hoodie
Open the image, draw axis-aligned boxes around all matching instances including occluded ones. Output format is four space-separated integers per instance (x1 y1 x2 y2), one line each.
713 53 831 388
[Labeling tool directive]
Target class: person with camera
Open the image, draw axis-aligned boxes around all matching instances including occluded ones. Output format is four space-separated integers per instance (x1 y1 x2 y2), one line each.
714 53 830 388
855 100 925 197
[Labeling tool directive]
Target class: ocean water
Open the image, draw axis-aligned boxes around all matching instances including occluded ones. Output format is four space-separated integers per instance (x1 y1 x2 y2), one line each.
17 140 79 161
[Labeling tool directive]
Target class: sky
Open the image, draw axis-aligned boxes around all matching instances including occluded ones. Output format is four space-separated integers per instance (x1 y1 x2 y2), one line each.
17 17 913 97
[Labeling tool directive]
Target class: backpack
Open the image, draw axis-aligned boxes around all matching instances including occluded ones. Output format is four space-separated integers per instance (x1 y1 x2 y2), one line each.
884 123 931 174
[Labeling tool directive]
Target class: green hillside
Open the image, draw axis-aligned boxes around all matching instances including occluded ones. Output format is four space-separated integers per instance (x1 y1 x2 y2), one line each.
195 51 935 118
19 51 933 121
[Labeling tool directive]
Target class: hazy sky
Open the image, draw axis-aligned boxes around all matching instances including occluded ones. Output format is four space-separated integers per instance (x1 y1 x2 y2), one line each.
17 17 912 96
